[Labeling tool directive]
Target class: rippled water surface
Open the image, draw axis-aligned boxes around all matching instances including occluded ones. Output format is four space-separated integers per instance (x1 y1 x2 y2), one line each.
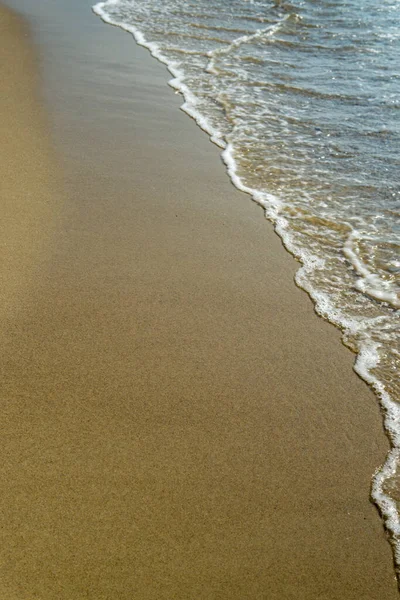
93 0 400 578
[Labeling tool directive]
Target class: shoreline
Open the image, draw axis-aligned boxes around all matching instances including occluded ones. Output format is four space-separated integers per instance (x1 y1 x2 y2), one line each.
0 1 398 598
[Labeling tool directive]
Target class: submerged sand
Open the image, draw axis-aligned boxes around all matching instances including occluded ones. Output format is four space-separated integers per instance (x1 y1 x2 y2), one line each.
0 2 398 598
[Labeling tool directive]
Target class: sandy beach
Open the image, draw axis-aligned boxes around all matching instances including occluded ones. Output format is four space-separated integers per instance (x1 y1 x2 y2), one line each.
0 1 398 598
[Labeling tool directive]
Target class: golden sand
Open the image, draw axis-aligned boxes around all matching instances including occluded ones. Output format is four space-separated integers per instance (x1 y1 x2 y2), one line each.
0 3 397 598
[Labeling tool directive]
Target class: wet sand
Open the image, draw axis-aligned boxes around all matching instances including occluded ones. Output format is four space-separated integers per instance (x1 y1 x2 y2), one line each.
0 2 398 598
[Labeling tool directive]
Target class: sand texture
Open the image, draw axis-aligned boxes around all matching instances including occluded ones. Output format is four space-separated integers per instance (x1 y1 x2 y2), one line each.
0 1 398 598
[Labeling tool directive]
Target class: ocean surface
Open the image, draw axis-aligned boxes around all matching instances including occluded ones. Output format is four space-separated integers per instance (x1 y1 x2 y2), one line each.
93 0 400 575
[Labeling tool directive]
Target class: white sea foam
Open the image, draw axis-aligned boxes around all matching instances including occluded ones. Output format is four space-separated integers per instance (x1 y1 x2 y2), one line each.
344 231 400 309
93 0 400 582
205 15 290 75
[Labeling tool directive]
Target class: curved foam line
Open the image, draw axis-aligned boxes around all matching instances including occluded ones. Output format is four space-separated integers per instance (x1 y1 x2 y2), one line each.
205 15 290 74
344 231 400 309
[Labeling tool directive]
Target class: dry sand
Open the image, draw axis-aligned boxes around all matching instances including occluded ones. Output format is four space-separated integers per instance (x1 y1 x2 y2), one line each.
0 2 398 598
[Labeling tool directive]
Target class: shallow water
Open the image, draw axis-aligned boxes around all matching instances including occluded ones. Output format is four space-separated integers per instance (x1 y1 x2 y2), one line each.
93 0 400 579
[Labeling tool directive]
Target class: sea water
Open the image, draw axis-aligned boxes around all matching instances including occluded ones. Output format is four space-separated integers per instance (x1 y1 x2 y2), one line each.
92 0 400 577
